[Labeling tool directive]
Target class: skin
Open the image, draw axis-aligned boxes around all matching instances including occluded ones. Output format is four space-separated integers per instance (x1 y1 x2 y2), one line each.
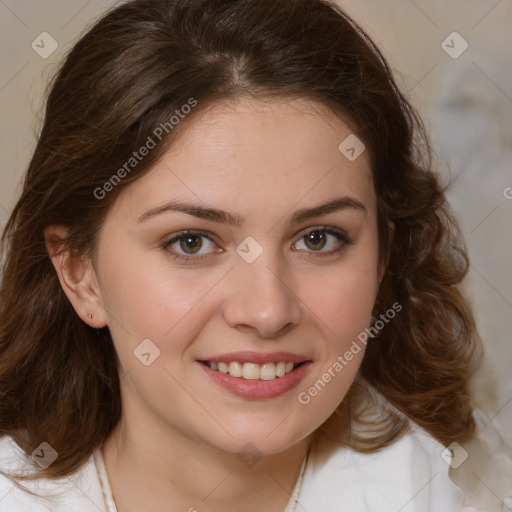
46 96 385 512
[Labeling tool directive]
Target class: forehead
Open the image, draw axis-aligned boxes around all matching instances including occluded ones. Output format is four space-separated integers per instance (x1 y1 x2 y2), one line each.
111 96 375 223
169 95 367 171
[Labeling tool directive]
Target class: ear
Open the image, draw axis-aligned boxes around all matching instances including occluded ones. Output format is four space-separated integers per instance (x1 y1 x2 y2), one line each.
44 225 108 328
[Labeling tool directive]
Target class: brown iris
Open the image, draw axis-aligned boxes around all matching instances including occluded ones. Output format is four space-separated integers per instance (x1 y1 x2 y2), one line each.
304 230 326 251
180 235 203 254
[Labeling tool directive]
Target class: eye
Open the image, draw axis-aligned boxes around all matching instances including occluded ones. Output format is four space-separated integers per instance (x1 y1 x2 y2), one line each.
162 230 221 261
291 227 352 256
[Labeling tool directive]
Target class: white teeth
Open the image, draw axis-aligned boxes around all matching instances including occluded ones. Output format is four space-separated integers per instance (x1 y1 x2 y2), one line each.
260 363 277 381
207 360 299 380
228 361 243 378
242 363 260 380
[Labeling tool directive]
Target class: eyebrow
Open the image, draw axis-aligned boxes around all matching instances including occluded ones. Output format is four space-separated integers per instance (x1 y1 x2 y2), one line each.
138 200 245 226
291 196 366 223
137 196 366 226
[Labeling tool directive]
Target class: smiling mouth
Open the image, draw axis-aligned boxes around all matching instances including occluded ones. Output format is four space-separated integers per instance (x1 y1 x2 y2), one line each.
202 361 303 381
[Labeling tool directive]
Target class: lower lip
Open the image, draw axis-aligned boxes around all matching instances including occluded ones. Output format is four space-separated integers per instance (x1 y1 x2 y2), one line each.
199 362 312 399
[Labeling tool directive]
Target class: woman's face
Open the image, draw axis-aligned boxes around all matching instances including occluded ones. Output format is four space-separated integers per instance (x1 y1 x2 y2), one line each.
91 96 382 456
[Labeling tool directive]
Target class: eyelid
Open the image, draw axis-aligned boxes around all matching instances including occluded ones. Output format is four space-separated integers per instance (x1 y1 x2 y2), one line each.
294 224 346 239
165 229 218 245
293 225 351 245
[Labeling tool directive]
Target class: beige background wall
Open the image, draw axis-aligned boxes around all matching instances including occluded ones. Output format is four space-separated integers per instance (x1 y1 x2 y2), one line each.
1 1 511 442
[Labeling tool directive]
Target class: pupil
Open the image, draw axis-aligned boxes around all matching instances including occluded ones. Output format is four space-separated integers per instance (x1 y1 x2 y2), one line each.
180 235 202 253
306 231 326 250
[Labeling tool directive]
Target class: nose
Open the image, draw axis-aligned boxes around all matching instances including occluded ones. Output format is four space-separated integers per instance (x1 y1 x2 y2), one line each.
222 256 302 339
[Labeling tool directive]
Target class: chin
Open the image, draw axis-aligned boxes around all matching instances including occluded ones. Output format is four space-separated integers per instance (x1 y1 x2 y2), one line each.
198 413 315 458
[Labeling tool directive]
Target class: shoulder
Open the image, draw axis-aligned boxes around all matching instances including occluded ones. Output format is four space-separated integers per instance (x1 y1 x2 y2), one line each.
299 424 466 512
0 435 107 512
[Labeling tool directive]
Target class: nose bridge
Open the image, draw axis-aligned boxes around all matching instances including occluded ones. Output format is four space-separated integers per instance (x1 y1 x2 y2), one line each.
222 244 302 337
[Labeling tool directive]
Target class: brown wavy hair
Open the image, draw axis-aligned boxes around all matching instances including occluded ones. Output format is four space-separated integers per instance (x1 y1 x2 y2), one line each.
0 0 481 478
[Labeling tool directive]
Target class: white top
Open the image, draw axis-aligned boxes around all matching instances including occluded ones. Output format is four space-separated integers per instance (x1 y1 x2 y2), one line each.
0 424 481 512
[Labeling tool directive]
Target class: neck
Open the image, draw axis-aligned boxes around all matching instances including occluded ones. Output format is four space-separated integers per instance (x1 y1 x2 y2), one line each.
102 415 311 512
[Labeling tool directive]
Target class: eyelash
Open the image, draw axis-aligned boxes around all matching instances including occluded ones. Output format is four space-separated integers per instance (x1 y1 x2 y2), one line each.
161 227 353 263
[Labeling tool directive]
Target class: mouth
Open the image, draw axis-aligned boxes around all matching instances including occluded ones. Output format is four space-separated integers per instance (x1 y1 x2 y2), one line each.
198 352 311 399
202 360 303 381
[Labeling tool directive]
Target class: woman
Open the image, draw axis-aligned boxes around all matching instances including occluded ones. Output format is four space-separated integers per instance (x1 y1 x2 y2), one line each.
0 0 509 510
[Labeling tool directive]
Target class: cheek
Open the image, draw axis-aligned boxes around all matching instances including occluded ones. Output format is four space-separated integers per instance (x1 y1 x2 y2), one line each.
97 245 225 357
294 262 377 419
307 255 380 345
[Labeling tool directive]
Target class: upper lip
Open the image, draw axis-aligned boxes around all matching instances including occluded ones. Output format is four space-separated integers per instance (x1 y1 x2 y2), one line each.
198 351 311 364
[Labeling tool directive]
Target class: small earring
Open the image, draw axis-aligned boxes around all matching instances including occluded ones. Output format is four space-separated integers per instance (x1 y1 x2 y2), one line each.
87 313 93 319
368 315 382 339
